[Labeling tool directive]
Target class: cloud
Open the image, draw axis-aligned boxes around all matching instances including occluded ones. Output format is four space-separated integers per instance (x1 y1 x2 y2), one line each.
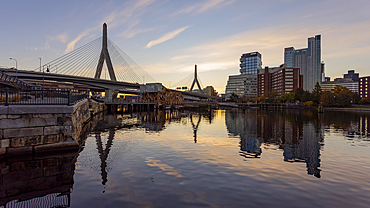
64 26 99 53
49 33 68 43
146 26 190 48
170 55 193 61
172 0 235 16
64 0 156 53
119 19 153 39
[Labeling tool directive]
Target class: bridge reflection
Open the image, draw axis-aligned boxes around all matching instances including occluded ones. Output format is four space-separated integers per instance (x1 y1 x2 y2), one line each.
87 111 215 186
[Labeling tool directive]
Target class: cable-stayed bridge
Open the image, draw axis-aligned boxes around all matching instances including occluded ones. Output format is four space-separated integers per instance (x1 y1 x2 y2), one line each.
3 23 218 101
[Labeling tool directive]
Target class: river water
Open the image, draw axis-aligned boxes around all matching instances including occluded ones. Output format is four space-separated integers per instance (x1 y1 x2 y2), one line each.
1 109 370 207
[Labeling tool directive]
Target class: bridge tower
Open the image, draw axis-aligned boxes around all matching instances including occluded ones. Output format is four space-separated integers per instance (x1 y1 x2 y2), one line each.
95 23 117 81
190 65 202 92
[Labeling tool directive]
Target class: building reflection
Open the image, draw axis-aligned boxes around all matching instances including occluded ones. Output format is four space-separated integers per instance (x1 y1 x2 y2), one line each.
225 109 323 178
321 111 370 140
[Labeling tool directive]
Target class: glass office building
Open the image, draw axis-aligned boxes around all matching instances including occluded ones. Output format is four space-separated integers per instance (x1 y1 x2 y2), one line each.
240 52 262 75
284 35 321 92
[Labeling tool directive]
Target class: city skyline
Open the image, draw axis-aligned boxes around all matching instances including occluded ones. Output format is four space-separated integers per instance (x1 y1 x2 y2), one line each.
1 0 370 93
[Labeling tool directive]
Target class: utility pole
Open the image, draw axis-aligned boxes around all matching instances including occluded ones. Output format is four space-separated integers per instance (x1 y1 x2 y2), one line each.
10 58 17 78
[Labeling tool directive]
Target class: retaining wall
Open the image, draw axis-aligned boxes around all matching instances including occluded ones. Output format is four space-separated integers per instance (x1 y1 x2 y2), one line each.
0 100 104 157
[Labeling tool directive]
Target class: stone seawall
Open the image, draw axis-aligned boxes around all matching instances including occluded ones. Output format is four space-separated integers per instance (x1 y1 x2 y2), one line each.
0 100 105 157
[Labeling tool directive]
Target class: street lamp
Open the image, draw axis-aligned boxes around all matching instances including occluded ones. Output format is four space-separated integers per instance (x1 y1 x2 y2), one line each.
9 58 17 79
39 57 42 72
42 65 45 91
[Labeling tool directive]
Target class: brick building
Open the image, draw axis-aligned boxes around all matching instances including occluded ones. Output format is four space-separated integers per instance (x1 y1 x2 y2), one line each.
258 64 303 97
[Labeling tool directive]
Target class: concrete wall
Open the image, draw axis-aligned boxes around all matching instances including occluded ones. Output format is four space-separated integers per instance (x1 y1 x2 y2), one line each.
0 100 105 157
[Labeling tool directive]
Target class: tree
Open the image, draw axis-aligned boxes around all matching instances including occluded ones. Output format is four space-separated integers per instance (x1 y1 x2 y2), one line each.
294 88 304 102
350 92 361 104
312 82 322 104
303 101 314 108
331 85 351 96
287 92 295 103
301 90 312 103
266 89 278 103
253 95 266 103
279 91 288 103
230 93 239 102
242 96 251 103
320 91 335 106
335 93 351 107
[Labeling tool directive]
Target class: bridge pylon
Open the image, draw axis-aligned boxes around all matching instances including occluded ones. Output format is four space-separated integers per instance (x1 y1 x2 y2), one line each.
190 65 202 92
95 23 117 81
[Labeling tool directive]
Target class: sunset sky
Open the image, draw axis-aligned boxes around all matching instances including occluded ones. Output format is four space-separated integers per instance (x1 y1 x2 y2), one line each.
1 0 370 93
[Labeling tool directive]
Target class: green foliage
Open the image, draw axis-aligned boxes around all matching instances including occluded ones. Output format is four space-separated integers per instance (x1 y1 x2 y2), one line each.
242 96 251 102
335 93 351 107
303 101 314 108
230 93 239 102
287 92 295 103
331 85 351 96
294 88 304 102
260 84 360 108
320 90 353 107
312 82 322 104
266 89 278 103
279 91 288 103
359 98 370 105
320 91 335 106
350 92 361 104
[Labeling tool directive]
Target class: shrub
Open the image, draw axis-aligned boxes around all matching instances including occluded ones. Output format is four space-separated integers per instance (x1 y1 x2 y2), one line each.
303 101 314 108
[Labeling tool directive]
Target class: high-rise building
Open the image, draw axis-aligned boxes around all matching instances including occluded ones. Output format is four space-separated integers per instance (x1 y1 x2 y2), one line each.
284 35 321 92
225 52 261 99
239 52 262 75
257 64 303 97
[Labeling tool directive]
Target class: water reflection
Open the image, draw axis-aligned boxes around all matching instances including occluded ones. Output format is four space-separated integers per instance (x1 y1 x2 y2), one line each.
0 112 102 208
321 111 370 141
0 151 77 208
88 109 370 183
225 109 323 178
190 114 201 143
2 109 370 207
85 111 200 186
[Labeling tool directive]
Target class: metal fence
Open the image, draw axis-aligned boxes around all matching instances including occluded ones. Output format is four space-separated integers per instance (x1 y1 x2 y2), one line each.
0 88 87 106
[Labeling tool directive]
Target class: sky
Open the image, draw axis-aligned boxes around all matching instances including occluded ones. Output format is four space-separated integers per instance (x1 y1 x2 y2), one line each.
1 0 370 93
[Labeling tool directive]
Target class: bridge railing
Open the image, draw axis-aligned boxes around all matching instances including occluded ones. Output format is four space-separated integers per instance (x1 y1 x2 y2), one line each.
0 70 32 89
0 88 87 106
106 98 157 104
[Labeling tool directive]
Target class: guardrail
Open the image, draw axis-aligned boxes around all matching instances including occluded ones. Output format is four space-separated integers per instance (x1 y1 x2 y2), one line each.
105 99 157 104
0 88 87 106
0 70 32 89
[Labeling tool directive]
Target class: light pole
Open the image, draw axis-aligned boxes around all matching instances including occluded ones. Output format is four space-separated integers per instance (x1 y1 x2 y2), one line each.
39 57 42 72
9 58 17 79
42 65 45 91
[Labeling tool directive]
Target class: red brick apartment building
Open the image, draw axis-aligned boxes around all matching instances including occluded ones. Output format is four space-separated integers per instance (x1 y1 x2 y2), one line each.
359 76 370 98
258 65 303 97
